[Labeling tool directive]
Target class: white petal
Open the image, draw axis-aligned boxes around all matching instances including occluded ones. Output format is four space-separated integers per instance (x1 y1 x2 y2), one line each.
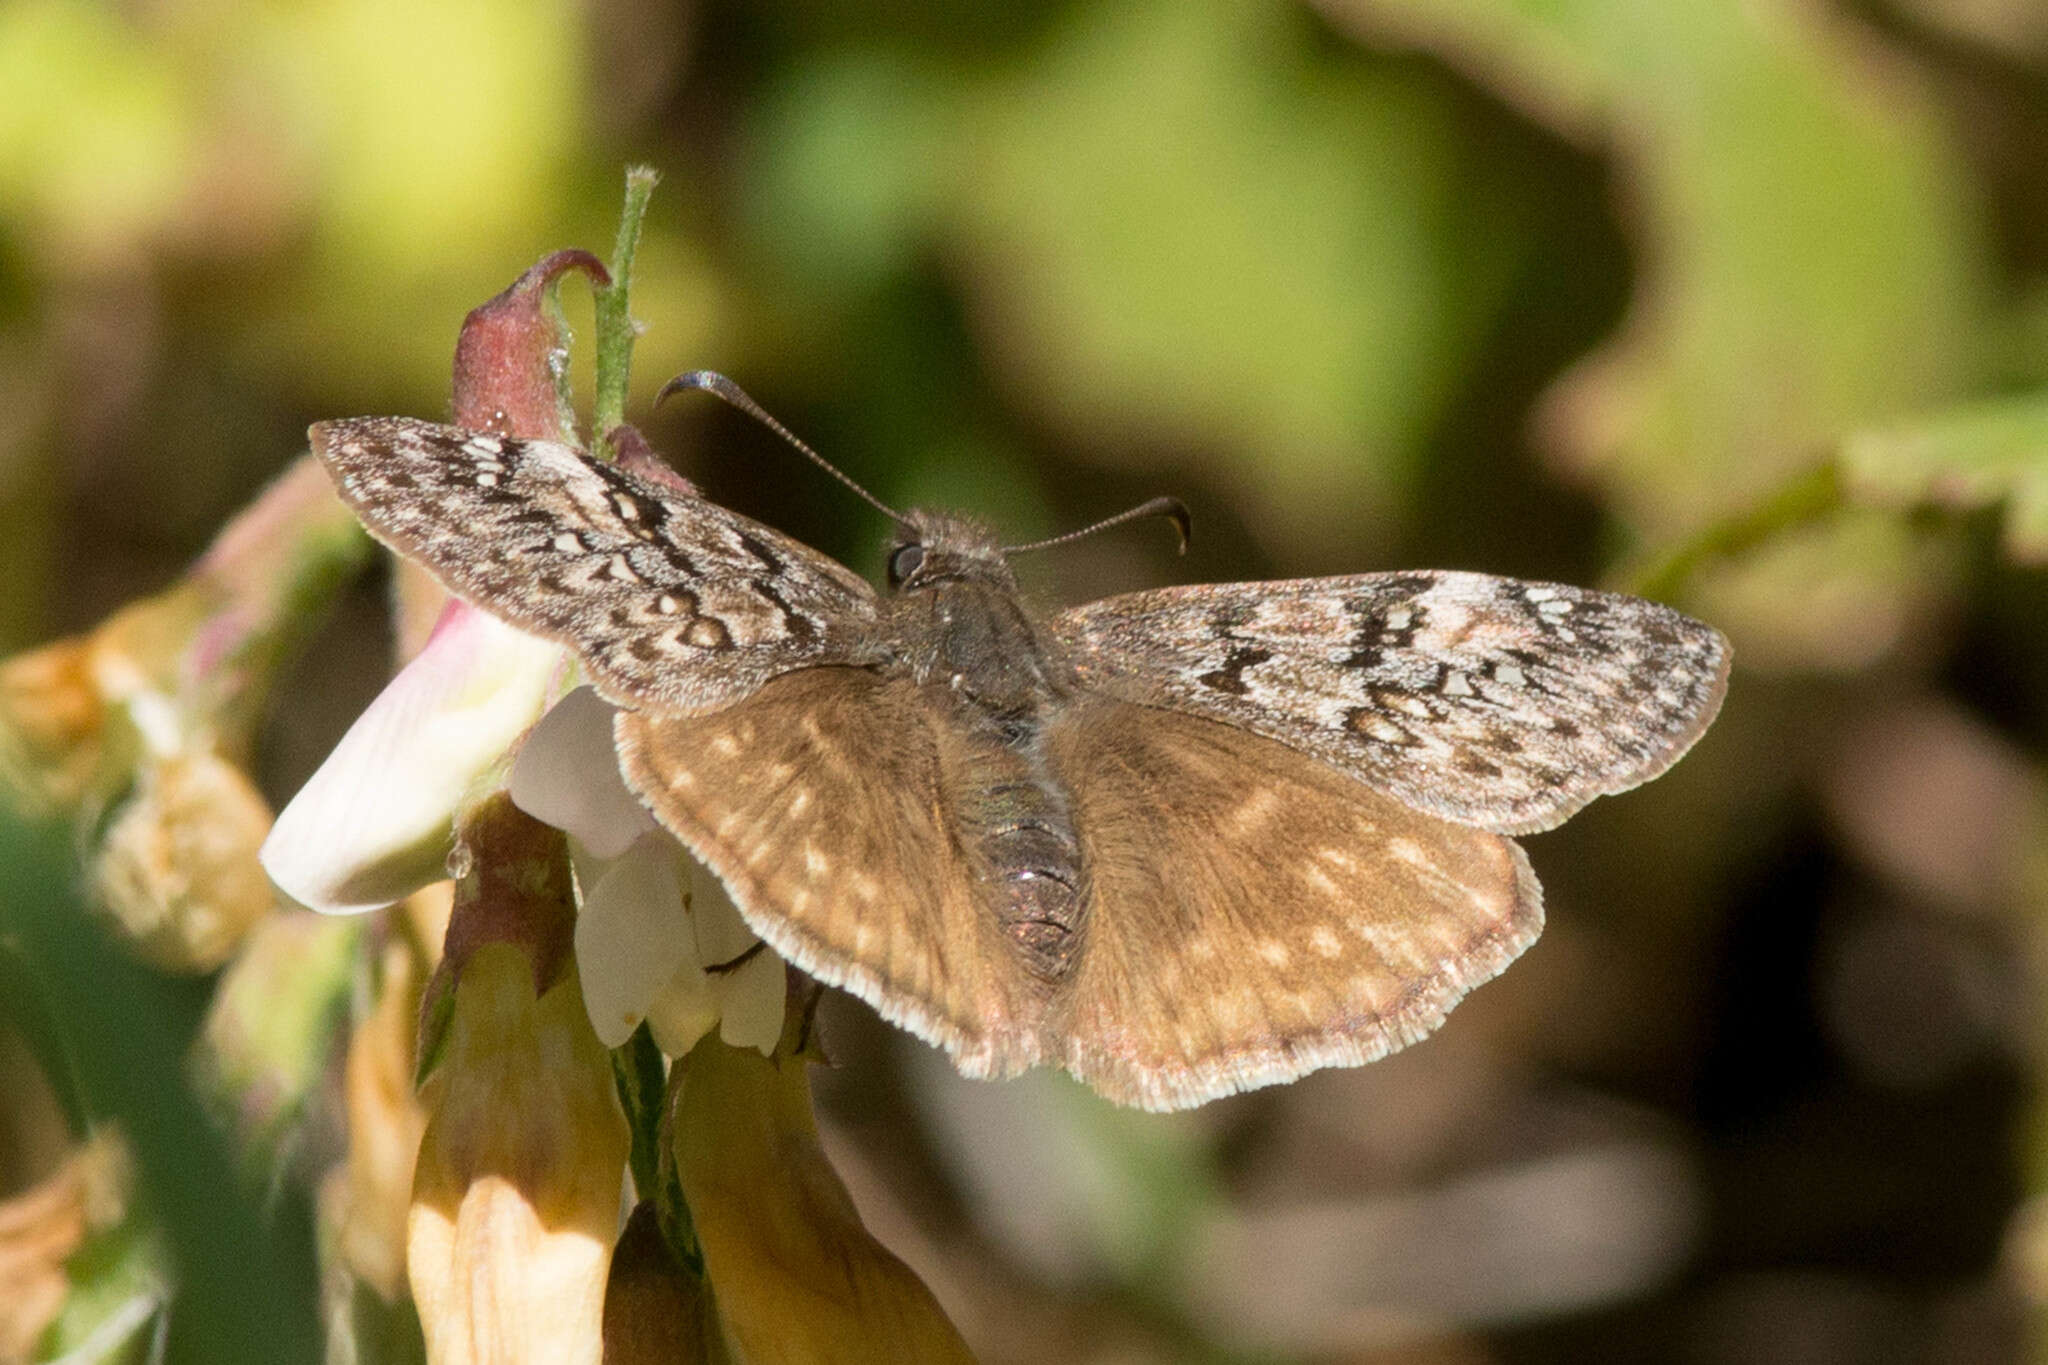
509 687 657 858
715 948 786 1057
644 960 720 1059
573 833 696 1047
689 862 760 966
260 604 562 914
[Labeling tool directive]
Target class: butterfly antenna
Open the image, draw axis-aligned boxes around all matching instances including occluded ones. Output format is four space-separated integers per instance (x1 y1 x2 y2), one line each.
1005 496 1192 557
658 370 902 522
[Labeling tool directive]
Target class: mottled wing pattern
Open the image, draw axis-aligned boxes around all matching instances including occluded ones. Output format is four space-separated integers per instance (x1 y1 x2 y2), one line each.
619 669 1544 1112
311 416 879 713
1056 572 1730 835
1043 699 1541 1109
614 667 1048 1080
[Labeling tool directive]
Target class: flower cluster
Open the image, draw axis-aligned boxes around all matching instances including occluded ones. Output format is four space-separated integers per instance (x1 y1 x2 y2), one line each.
1 195 974 1361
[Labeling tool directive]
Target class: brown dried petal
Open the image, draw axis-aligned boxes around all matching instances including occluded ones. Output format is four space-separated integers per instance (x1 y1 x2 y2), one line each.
0 634 109 818
93 749 277 973
0 1136 131 1363
601 1202 710 1365
332 934 430 1301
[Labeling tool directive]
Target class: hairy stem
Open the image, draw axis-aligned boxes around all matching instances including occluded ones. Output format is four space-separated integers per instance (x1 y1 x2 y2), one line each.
595 165 661 460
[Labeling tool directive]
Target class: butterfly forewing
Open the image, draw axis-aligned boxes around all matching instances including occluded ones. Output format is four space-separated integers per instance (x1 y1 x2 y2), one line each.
311 417 880 714
1056 572 1730 835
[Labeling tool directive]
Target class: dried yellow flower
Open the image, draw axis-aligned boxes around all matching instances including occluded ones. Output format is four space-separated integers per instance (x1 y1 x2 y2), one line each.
673 1038 975 1364
408 943 628 1365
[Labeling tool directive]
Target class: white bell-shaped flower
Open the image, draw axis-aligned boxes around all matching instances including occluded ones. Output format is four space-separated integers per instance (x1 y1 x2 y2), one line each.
510 686 784 1057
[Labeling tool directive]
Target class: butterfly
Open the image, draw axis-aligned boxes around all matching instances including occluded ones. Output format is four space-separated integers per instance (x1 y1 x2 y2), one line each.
310 375 1729 1110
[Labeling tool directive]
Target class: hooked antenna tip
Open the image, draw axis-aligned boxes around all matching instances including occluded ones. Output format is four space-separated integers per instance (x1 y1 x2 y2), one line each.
1150 496 1193 555
1003 494 1193 557
655 370 728 407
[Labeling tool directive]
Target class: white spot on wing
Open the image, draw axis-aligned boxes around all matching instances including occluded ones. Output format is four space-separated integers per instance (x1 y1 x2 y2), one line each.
1302 865 1340 898
1388 837 1427 867
1226 788 1281 836
1317 847 1361 875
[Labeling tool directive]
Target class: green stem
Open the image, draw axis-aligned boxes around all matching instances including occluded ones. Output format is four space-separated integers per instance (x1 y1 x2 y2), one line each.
655 1060 703 1272
613 1023 668 1206
1625 460 1845 600
594 166 661 460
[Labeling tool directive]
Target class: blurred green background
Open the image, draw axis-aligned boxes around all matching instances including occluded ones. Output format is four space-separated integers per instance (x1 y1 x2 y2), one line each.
4 0 2048 1361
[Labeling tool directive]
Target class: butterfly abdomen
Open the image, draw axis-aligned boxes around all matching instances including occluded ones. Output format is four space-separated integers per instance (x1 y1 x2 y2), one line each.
979 795 1087 981
900 578 1094 983
947 712 1088 984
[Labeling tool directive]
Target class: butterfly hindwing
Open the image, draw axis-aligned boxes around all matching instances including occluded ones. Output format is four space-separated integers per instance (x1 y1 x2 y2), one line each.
1042 697 1541 1109
1056 572 1730 835
615 664 1544 1111
613 666 1048 1081
312 417 880 714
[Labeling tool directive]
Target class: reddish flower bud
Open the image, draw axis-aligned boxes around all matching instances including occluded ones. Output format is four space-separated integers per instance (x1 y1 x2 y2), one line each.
451 250 610 442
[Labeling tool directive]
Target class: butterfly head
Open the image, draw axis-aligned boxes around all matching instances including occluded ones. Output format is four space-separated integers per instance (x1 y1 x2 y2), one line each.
885 494 1196 595
887 510 1015 594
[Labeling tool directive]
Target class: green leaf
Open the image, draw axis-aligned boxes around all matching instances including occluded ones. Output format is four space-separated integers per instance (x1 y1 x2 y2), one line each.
1341 0 1990 664
951 0 1513 534
1842 391 2048 562
1351 0 1984 531
743 0 1532 550
40 1210 167 1365
195 913 360 1181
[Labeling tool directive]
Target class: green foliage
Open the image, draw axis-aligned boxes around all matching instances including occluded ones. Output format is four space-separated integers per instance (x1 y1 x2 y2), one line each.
1844 391 2048 563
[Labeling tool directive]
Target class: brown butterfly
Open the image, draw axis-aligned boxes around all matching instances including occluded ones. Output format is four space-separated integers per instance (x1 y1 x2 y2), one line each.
311 374 1728 1109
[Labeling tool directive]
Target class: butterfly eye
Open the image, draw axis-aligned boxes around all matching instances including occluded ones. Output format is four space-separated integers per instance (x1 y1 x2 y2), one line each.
888 543 926 587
